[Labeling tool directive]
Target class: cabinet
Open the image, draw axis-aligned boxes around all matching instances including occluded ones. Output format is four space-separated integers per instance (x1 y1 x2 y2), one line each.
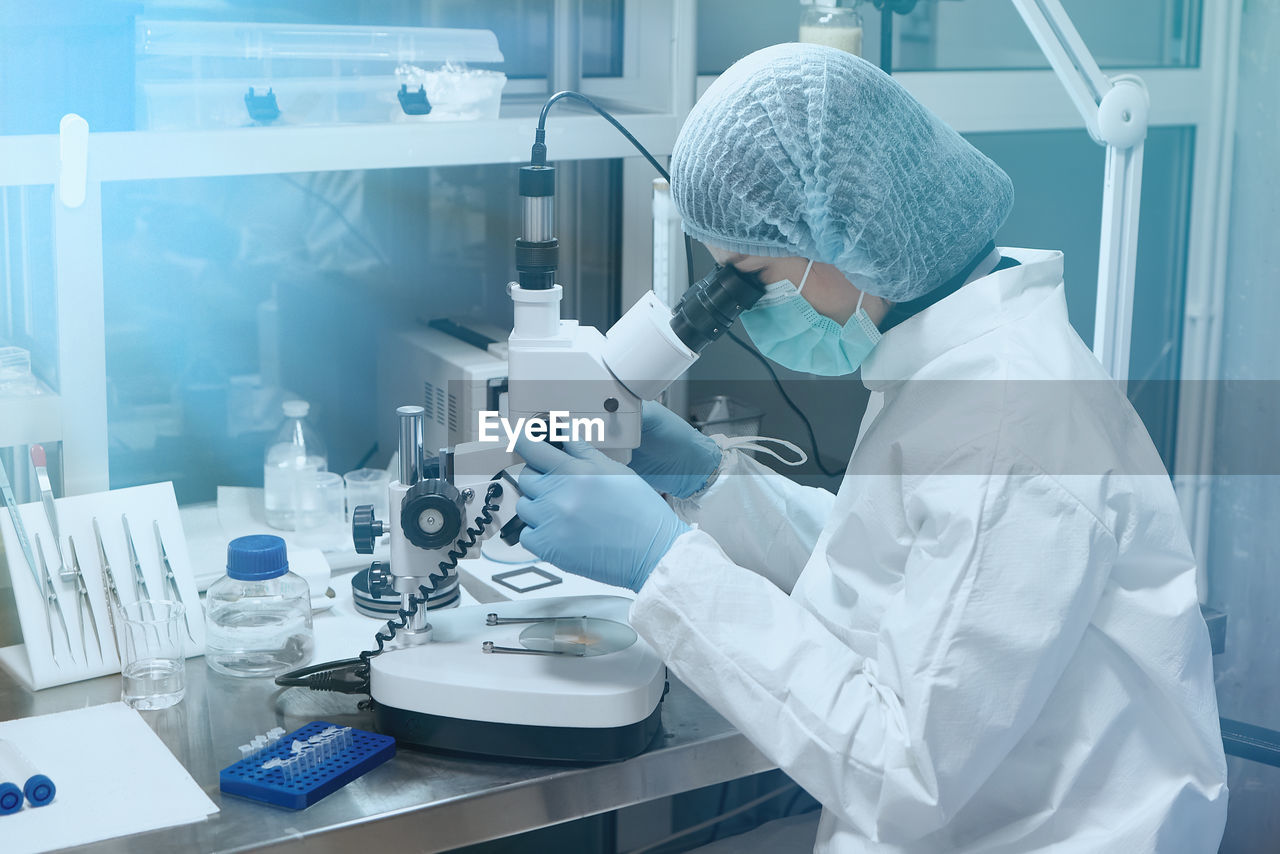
0 0 695 497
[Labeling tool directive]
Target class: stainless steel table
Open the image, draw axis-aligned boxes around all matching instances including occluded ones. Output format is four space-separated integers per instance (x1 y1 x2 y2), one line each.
0 627 774 853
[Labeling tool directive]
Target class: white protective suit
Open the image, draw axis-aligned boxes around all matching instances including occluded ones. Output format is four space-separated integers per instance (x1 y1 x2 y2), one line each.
629 248 1228 853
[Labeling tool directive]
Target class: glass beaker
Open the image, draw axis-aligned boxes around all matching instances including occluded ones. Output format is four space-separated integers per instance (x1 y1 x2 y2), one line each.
119 600 186 710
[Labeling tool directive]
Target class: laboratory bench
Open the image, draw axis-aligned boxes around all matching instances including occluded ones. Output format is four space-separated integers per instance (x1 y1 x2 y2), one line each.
0 589 775 853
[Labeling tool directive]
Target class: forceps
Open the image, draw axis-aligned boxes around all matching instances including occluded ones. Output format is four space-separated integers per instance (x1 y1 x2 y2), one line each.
119 515 153 601
34 534 73 666
67 536 103 663
154 522 196 643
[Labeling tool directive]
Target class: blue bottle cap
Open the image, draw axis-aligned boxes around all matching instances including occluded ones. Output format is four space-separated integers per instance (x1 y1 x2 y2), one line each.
227 535 289 581
24 774 54 807
0 781 22 815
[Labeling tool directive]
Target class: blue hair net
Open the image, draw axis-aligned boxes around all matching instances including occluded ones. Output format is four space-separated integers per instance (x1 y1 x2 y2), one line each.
671 43 1014 303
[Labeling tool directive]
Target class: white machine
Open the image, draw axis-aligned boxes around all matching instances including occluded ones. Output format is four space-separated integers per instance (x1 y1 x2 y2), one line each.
371 596 667 762
376 321 508 457
292 93 767 762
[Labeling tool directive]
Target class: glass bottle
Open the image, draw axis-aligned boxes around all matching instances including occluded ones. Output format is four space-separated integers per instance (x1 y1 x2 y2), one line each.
263 399 327 530
205 535 314 678
799 1 865 57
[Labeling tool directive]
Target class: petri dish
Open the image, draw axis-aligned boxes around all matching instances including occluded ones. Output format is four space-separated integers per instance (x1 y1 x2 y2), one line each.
519 617 637 657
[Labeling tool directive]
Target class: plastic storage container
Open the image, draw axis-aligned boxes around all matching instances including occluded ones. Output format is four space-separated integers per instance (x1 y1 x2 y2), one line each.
264 399 328 531
0 346 38 396
205 535 314 678
135 20 506 129
395 63 506 122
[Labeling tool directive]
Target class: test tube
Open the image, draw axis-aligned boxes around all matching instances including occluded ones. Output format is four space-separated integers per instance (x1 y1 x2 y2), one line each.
0 781 21 816
0 739 55 808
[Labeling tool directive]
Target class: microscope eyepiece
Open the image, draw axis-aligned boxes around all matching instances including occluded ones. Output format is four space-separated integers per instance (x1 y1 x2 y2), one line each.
669 264 766 353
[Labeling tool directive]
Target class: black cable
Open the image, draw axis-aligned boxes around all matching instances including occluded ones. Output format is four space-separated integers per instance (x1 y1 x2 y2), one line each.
533 90 694 290
534 91 670 182
352 442 378 471
725 330 844 479
275 658 367 693
684 234 696 288
350 482 503 702
532 92 837 481
277 483 503 700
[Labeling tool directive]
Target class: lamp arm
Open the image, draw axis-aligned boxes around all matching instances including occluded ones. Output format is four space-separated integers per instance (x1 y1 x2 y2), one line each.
1011 0 1150 384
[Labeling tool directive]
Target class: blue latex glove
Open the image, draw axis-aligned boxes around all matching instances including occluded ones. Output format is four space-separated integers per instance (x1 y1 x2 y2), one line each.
515 436 691 592
627 400 723 499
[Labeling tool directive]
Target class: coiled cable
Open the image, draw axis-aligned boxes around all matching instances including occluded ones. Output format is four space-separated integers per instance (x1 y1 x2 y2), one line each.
277 481 504 700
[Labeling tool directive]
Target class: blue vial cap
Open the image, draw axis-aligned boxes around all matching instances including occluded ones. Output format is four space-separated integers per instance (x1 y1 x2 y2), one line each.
24 774 54 807
227 535 289 581
0 782 22 815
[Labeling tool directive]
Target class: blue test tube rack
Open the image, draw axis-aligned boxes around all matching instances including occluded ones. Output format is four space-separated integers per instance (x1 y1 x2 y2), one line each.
219 721 395 810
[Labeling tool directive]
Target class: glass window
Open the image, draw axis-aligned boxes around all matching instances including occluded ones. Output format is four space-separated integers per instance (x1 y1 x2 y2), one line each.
2 187 59 390
697 0 1201 76
966 125 1195 469
583 0 627 78
98 160 621 503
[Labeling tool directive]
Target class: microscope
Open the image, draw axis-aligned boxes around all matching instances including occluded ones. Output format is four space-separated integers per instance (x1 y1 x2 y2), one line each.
339 94 766 761
351 144 765 638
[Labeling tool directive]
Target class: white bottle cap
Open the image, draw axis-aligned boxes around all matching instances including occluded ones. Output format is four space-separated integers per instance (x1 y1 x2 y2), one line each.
283 400 310 418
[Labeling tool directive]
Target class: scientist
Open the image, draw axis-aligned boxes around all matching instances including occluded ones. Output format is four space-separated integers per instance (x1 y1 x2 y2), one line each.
513 44 1228 853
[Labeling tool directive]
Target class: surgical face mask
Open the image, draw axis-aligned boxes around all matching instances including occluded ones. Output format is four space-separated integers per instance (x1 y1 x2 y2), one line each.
738 259 883 376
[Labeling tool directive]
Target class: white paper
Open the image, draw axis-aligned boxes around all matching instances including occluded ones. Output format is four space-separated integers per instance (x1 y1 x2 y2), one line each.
0 703 218 853
0 482 206 690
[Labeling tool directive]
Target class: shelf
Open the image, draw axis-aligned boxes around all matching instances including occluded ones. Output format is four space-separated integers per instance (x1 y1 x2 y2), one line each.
0 103 683 187
0 381 62 449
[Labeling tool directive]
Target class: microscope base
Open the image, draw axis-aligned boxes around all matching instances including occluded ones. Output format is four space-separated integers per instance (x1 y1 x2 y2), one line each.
367 595 668 763
374 701 664 763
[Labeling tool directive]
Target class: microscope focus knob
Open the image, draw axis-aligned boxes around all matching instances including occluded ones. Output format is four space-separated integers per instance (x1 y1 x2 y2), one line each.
366 561 393 596
401 478 465 550
352 505 384 554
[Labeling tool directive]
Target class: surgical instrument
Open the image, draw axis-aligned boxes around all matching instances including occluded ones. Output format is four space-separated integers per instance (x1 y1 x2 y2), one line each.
1 459 69 660
154 521 197 643
484 613 586 626
0 458 41 591
480 641 577 657
93 525 124 615
29 445 70 580
94 527 124 660
119 515 153 601
67 537 103 663
33 535 72 666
